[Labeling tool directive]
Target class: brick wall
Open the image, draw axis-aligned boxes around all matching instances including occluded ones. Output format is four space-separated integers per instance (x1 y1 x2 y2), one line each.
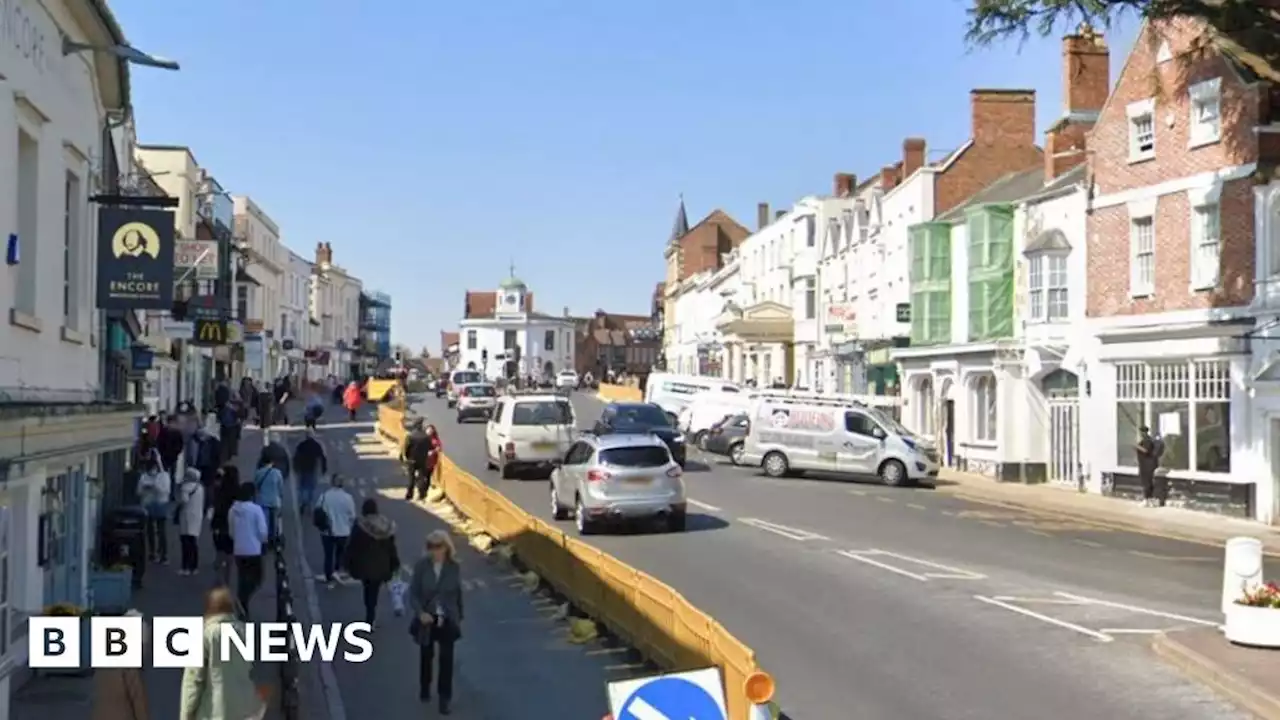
934 90 1045 215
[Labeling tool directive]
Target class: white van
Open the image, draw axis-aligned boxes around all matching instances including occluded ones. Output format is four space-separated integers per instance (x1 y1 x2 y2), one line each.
680 391 753 447
643 373 740 420
740 390 938 486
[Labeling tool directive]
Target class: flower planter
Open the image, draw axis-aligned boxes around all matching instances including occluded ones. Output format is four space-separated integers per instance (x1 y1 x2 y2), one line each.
1224 603 1280 648
89 569 133 614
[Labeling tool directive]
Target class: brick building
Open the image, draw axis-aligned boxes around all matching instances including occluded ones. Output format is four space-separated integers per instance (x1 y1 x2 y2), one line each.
1081 18 1280 522
574 310 662 380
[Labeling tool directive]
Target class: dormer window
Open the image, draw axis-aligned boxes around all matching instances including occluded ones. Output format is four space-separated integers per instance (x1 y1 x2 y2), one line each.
1024 228 1072 323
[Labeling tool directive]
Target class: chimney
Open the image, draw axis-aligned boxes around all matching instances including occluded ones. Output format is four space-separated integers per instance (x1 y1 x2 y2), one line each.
757 202 770 230
563 306 570 318
971 89 1036 148
833 173 857 198
1045 28 1109 181
901 138 926 179
775 210 786 221
879 165 898 190
315 242 332 265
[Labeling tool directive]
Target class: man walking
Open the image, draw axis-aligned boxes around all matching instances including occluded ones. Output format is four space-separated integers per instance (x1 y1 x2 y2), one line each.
1135 425 1164 507
293 429 328 516
402 419 431 501
315 476 356 587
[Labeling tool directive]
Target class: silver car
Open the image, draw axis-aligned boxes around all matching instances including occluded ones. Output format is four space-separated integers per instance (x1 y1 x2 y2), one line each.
549 432 687 534
456 383 498 422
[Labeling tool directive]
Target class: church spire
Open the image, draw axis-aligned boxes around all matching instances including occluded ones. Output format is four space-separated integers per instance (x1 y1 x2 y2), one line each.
667 194 689 247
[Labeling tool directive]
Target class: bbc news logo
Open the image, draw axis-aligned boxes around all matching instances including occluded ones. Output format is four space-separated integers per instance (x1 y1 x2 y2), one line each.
28 617 374 668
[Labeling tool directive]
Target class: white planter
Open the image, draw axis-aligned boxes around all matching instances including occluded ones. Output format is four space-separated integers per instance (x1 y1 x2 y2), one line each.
1223 603 1280 648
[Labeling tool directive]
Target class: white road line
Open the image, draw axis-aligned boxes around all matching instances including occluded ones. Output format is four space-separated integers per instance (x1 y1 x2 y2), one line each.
1099 628 1164 635
1052 591 1221 627
738 517 828 541
838 549 986 581
687 498 722 512
836 550 928 581
991 596 1085 605
974 594 1113 642
625 697 669 720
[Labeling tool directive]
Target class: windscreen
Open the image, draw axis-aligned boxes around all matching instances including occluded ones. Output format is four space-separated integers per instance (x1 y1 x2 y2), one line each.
600 445 671 468
453 371 481 385
612 405 671 428
511 401 574 425
463 385 496 397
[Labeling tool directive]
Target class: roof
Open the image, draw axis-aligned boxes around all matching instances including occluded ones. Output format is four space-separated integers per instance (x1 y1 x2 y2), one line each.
499 275 526 290
1023 164 1087 203
667 196 690 247
464 291 534 319
440 331 460 350
1025 228 1073 254
933 167 1046 224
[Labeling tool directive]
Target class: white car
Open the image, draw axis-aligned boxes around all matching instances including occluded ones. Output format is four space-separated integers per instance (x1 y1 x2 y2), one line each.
555 370 579 390
485 392 577 479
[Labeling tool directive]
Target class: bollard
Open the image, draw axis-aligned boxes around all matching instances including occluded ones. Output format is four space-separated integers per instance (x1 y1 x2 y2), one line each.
744 671 776 720
1222 536 1264 615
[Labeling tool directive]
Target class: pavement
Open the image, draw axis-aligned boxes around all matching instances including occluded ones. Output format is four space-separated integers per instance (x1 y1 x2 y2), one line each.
268 403 620 720
410 390 1280 720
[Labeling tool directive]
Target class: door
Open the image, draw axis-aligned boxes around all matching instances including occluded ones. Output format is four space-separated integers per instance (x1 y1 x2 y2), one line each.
944 400 956 466
839 411 883 475
1047 398 1082 489
559 441 592 499
486 401 506 462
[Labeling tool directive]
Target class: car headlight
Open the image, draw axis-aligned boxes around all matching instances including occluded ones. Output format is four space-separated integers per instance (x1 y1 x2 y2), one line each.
673 434 685 443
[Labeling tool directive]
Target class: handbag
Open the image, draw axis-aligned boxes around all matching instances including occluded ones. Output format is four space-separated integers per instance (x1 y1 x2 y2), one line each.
312 493 331 532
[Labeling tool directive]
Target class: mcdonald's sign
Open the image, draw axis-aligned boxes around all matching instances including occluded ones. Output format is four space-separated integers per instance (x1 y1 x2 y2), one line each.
192 319 227 346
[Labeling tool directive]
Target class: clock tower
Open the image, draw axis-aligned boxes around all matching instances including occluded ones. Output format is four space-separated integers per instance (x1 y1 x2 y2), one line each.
497 264 527 315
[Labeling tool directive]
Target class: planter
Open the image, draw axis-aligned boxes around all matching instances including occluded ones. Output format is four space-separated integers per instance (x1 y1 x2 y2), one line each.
1224 603 1280 648
89 569 133 614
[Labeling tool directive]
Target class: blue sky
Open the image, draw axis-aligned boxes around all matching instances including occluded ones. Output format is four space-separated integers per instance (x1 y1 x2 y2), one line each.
113 0 1136 354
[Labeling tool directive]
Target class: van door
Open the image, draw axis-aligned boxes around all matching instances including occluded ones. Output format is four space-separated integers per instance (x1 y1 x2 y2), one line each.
839 411 883 475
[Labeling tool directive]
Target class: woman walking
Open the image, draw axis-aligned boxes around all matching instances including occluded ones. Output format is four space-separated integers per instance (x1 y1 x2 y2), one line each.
175 469 206 576
344 498 400 625
229 483 267 620
136 450 172 565
209 466 240 585
179 587 266 720
252 453 283 550
409 529 464 715
342 381 362 422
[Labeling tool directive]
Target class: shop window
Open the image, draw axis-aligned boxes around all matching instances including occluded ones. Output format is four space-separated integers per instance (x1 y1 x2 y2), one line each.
1040 369 1079 398
1113 359 1230 472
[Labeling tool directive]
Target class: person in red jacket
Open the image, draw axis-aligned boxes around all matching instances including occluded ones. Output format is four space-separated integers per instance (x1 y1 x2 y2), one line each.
342 381 362 422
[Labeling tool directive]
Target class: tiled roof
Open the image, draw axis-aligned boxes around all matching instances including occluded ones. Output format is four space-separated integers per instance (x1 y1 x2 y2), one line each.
934 167 1047 224
440 331 459 350
463 291 534 319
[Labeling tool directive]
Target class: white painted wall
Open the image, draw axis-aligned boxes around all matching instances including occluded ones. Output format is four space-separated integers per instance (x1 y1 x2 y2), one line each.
860 170 936 342
457 319 577 381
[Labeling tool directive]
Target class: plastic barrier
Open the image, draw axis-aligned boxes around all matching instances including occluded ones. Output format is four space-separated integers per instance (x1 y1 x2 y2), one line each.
597 383 642 402
375 406 773 719
365 378 398 403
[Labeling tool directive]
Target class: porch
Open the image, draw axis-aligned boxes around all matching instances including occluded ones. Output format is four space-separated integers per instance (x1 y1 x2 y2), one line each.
716 301 795 385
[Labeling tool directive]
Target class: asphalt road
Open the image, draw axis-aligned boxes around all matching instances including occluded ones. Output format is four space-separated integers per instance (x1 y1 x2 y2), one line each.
411 391 1271 720
271 405 620 720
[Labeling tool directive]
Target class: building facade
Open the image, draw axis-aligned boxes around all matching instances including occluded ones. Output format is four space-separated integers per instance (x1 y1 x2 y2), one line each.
311 242 362 380
233 195 284 382
458 275 576 381
282 248 314 381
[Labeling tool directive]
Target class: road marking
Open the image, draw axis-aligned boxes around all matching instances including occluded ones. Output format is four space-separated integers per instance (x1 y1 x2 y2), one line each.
974 595 1113 642
1126 549 1217 562
1023 529 1053 538
586 646 630 656
875 495 895 503
1099 628 1163 635
849 489 868 496
1051 592 1220 627
978 520 1003 528
687 498 722 512
1073 539 1104 548
906 503 927 510
990 596 1082 605
836 549 986 582
605 662 648 672
739 518 828 541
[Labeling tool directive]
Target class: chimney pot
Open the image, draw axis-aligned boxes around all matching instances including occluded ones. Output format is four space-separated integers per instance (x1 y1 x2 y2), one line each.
757 202 770 230
879 165 898 190
901 138 926 179
1062 30 1110 115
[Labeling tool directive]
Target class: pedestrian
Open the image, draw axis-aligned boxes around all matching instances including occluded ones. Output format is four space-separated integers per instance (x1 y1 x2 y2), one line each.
253 453 284 550
209 466 239 586
422 424 442 489
402 419 429 501
218 400 242 462
256 381 275 429
343 498 400 626
213 378 231 415
157 414 186 478
343 381 362 422
189 423 221 507
174 468 205 575
1135 425 1164 507
136 450 172 565
292 429 327 516
229 483 267 619
304 390 325 430
179 587 267 720
409 529 464 715
314 476 356 587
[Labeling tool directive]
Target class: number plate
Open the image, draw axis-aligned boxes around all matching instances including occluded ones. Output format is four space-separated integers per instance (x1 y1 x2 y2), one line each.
532 442 556 451
625 476 652 484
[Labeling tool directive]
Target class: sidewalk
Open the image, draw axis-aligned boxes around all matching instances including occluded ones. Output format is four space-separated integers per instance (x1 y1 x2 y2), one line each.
937 468 1280 553
1153 628 1280 719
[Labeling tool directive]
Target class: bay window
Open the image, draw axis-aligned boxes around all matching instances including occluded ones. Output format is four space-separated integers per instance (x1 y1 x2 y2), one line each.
1114 359 1231 472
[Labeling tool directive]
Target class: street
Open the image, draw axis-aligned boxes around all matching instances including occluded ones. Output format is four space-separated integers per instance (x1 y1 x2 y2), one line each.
272 406 620 719
413 391 1276 720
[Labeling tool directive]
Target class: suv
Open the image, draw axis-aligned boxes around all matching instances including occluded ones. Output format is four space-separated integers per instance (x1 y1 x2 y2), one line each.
456 383 498 423
484 392 577 479
551 432 686 534
446 370 483 407
555 370 579 391
593 402 687 467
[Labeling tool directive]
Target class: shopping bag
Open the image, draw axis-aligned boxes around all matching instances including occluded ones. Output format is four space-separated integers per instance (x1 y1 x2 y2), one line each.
389 576 408 616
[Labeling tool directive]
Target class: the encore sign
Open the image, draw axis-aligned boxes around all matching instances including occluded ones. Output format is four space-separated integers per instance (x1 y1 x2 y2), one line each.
1 0 52 75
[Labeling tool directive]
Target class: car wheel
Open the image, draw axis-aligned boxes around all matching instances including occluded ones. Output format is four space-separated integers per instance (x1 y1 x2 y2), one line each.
763 451 789 478
729 442 746 466
667 510 687 532
693 431 708 451
575 495 596 535
551 483 569 520
500 459 515 480
455 414 463 424
879 459 908 487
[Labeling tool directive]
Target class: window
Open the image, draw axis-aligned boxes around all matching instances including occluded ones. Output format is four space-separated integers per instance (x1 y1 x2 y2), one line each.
1114 359 1230 473
1130 215 1155 297
236 285 249 323
1127 99 1156 162
804 278 816 319
466 330 477 350
511 400 573 425
63 171 83 328
544 329 555 351
1028 253 1069 321
970 373 997 443
806 216 816 247
1188 78 1222 147
15 129 39 316
845 411 883 438
1190 197 1221 290
601 445 672 468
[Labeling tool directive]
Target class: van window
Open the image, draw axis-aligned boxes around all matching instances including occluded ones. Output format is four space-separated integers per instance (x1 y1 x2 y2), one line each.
720 386 740 393
463 385 496 397
453 371 481 385
845 412 883 438
600 445 671 468
512 401 573 426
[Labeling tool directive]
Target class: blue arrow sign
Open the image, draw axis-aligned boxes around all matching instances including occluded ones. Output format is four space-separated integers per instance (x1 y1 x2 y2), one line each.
619 676 726 720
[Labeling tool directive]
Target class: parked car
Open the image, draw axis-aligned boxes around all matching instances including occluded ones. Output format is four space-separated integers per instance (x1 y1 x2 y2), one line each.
555 370 579 391
455 383 498 423
550 431 687 534
703 413 750 465
592 402 686 467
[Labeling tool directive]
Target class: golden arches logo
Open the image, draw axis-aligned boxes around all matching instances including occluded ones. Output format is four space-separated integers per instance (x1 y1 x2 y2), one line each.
111 222 161 259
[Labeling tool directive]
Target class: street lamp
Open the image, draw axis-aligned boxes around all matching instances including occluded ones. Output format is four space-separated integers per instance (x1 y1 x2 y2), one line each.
62 36 180 71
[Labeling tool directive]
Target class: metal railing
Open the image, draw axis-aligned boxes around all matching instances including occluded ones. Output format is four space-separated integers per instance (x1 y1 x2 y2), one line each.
273 527 301 720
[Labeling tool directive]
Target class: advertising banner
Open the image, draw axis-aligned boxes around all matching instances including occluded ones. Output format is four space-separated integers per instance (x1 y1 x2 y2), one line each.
96 207 176 311
175 240 219 279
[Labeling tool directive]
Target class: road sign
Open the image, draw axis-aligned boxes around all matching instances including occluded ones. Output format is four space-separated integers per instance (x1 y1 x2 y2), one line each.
192 318 227 346
608 668 726 720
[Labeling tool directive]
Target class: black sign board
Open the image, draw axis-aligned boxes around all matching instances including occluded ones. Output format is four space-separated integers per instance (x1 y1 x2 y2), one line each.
895 303 911 323
283 339 295 351
186 294 227 321
96 207 176 310
130 346 154 372
192 319 227 346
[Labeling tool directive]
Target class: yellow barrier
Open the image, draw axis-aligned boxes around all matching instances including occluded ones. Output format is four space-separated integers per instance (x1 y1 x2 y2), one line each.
365 378 398 403
374 405 771 719
597 383 642 403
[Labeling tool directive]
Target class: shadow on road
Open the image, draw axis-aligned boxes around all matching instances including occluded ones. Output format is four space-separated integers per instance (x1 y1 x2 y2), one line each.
599 513 730 536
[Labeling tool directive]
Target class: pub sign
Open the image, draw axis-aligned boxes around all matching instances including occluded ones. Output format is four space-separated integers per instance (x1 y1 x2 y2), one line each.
96 207 176 310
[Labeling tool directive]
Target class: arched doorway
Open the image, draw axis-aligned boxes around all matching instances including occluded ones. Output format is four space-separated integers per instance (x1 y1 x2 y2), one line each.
1041 368 1082 488
543 360 555 379
914 375 935 436
466 361 477 370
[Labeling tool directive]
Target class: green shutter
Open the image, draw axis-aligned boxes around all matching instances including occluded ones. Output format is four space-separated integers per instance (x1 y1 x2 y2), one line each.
932 290 951 344
987 206 1014 271
929 225 951 281
909 227 926 283
910 290 926 345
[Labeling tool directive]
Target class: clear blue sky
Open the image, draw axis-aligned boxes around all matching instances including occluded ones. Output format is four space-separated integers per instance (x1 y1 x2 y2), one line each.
113 0 1136 354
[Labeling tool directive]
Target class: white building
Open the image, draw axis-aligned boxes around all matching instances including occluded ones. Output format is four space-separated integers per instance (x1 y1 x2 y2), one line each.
282 248 314 380
233 195 284 381
458 275 576 381
0 0 147 714
892 164 1091 487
